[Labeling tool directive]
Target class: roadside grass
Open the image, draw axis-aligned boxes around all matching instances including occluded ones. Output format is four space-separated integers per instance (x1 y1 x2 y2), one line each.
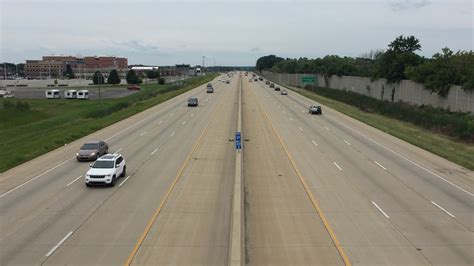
294 88 474 170
0 74 218 173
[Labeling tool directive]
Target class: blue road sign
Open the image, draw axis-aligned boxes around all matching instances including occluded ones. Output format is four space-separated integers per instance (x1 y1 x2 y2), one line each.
235 132 241 150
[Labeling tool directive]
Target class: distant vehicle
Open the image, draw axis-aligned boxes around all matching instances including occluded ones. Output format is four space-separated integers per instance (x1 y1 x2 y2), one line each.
77 90 89 99
254 78 258 82
281 90 287 95
188 96 198 107
85 153 126 187
265 81 270 85
226 80 230 84
309 105 322 115
0 89 14 98
76 140 109 161
45 89 61 99
64 90 77 99
259 77 263 81
274 86 280 91
127 85 141 90
269 83 275 88
248 79 253 82
206 86 214 93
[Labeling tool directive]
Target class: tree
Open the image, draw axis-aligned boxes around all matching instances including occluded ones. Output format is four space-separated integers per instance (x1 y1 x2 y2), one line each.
256 55 284 71
63 64 75 79
146 70 160 79
373 35 422 83
126 69 142 84
92 71 104 85
107 69 121 85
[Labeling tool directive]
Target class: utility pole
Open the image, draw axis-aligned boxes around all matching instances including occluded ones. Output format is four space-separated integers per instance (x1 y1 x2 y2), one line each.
3 62 6 80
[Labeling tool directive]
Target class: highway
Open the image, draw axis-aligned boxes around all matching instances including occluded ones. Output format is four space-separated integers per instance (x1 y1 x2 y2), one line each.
0 73 472 265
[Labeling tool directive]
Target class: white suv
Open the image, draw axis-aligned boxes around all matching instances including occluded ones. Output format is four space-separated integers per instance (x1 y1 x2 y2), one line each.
85 154 126 187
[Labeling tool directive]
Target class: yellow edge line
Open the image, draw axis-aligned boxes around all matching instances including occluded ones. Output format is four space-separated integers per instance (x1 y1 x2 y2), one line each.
124 80 229 266
250 88 352 266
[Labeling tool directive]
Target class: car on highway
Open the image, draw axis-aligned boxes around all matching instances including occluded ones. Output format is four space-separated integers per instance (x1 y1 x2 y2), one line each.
265 80 270 85
226 80 230 84
206 86 214 93
274 86 280 91
188 96 198 107
127 85 141 90
281 90 288 95
85 153 126 187
248 79 253 82
259 77 263 81
269 83 275 88
76 140 109 161
309 105 322 115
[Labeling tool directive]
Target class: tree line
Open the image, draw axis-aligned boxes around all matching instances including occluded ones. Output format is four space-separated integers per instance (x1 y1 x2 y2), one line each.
256 35 474 96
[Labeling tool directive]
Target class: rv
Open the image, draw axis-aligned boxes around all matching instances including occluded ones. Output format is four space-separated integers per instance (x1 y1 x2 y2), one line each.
64 90 77 99
77 90 89 99
45 89 61 99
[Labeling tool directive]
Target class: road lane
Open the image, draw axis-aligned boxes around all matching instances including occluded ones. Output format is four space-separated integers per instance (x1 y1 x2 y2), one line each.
0 75 231 265
129 74 238 265
242 78 345 265
251 78 473 264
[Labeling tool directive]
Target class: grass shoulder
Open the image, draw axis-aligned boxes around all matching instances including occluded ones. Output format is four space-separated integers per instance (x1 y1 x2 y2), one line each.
0 74 218 173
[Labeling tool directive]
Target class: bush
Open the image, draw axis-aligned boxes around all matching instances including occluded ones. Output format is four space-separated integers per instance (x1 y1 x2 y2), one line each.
304 86 474 142
2 100 30 110
85 101 131 118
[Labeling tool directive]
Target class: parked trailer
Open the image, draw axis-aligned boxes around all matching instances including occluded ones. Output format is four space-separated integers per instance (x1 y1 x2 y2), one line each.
64 90 77 99
77 90 89 99
45 89 61 99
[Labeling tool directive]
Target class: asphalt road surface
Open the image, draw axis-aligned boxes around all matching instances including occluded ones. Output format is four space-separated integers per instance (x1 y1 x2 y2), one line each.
0 73 472 265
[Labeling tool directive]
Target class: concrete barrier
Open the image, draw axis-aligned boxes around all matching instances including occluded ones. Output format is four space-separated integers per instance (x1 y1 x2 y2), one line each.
262 71 473 114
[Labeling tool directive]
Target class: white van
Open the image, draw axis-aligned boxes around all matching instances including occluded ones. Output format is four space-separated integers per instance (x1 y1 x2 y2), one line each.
45 89 61 99
64 90 77 99
77 90 89 99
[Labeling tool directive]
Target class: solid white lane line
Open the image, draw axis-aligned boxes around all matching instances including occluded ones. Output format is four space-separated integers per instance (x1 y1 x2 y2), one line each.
115 148 122 153
158 120 163 124
431 201 455 218
372 201 390 219
151 148 158 155
46 231 73 257
66 175 82 187
182 121 186 125
374 161 387 170
170 131 175 137
119 175 131 187
312 140 318 147
325 126 330 131
325 116 474 197
140 131 147 137
333 162 343 171
344 140 351 146
0 158 73 198
298 127 303 132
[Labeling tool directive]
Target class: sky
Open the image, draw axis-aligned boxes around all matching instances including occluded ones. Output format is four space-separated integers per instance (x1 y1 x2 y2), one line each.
0 0 472 66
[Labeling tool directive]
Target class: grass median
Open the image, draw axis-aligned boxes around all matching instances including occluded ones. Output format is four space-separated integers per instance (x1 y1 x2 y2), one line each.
0 73 218 173
293 87 474 170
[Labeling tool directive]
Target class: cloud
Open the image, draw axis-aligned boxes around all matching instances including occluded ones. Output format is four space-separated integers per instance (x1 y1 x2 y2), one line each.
105 40 160 53
388 0 431 11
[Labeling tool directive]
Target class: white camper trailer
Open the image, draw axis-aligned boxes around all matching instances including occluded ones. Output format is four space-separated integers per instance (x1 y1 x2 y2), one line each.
77 90 89 99
64 90 77 99
45 89 61 99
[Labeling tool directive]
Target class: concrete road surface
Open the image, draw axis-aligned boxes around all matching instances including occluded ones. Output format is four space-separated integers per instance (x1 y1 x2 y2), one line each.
248 77 473 265
0 72 472 265
0 74 235 265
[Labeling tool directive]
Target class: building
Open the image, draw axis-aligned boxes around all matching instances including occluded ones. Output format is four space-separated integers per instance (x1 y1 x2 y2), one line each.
130 66 159 77
24 55 128 79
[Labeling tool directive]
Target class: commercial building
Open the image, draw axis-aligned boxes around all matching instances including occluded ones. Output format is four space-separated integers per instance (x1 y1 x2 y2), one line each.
24 56 128 79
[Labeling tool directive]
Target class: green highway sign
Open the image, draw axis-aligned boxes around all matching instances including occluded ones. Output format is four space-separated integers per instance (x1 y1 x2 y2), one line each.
302 76 316 83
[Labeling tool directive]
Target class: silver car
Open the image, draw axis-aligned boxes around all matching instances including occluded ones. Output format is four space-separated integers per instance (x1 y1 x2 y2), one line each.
76 140 109 161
